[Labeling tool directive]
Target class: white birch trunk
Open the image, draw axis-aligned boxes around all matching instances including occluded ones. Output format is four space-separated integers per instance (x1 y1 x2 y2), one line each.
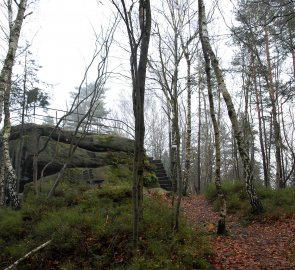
199 7 227 234
0 0 28 208
183 55 192 195
0 149 5 206
198 0 263 214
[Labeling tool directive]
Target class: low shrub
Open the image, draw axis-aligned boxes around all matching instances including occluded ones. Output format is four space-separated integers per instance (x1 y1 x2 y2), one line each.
143 172 159 188
1 180 211 270
205 181 295 218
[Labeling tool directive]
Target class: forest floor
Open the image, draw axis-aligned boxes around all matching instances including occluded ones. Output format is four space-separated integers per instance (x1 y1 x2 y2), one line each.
181 195 295 270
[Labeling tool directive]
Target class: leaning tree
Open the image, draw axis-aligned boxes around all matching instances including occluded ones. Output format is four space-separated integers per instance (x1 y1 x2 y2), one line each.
198 0 264 214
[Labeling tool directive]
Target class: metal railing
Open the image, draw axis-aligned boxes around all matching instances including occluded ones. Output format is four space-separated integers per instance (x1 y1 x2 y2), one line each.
10 106 135 138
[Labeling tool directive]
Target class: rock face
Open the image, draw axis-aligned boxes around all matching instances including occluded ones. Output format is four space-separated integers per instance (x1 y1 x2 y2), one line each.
8 124 134 191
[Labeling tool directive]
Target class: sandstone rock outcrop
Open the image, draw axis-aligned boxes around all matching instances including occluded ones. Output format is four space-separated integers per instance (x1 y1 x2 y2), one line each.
7 124 134 191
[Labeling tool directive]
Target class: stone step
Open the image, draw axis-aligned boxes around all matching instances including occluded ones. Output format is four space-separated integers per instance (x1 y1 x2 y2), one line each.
157 174 168 179
157 174 168 178
160 183 172 187
158 176 170 181
160 185 172 191
157 176 169 181
153 161 163 165
157 177 168 181
156 172 167 177
159 181 172 187
155 168 166 173
154 163 164 168
157 175 169 180
153 163 163 167
158 182 170 187
157 173 166 177
150 158 171 191
159 176 171 180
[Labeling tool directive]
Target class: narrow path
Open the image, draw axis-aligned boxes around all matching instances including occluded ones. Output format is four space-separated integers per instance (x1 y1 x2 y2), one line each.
181 195 295 270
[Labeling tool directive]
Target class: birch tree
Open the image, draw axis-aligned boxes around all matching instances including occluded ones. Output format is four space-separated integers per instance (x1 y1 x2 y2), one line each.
199 7 226 234
0 0 28 208
198 0 264 214
179 0 198 195
148 0 184 231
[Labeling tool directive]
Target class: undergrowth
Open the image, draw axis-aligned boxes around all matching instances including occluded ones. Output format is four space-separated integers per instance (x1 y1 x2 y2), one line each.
0 180 211 269
204 181 295 220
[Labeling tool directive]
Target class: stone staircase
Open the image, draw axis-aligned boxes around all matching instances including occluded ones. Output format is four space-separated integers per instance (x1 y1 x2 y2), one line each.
81 169 104 186
150 159 172 191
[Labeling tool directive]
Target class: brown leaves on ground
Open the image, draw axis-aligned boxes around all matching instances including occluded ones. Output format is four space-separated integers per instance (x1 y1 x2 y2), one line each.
181 195 295 270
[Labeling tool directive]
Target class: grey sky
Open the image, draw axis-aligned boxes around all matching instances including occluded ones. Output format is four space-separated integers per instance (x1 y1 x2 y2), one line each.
26 0 114 109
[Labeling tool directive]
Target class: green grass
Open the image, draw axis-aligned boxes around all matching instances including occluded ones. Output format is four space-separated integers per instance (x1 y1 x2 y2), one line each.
205 181 295 219
0 180 211 269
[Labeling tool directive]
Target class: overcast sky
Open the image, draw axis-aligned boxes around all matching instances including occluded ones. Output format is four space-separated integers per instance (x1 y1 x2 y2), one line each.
25 0 116 110
1 0 234 121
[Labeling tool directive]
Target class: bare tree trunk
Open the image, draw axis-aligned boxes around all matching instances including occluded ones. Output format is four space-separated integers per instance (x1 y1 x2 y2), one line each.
172 98 182 232
199 14 227 234
150 17 183 232
133 0 151 249
171 28 182 232
113 0 151 251
281 106 295 185
0 148 5 206
196 80 202 193
231 129 240 181
3 71 20 208
3 110 18 208
47 162 68 198
182 54 192 195
258 76 271 183
0 0 27 123
16 52 28 193
287 12 295 79
0 0 27 209
241 55 251 166
251 50 269 186
198 0 263 214
202 93 212 187
264 26 283 188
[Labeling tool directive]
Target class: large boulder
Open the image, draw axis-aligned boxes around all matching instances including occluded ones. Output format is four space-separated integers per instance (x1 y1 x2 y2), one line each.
7 124 134 191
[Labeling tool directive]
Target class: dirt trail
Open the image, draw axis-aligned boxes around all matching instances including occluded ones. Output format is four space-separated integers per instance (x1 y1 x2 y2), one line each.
181 195 295 270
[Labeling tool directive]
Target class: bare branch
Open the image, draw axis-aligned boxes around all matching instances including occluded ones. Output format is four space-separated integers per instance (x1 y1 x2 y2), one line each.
4 240 51 270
